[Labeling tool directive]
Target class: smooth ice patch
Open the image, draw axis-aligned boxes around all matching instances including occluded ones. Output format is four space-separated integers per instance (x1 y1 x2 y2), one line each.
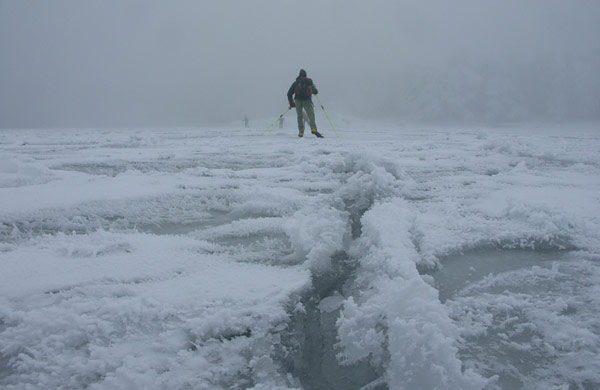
439 249 600 390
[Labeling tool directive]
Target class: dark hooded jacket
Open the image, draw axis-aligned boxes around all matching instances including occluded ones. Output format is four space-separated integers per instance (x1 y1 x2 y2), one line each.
287 70 318 104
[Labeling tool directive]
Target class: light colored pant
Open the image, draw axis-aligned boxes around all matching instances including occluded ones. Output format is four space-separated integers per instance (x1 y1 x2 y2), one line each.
295 99 317 132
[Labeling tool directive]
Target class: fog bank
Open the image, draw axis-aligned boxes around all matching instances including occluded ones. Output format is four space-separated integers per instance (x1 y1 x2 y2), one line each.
1 0 599 128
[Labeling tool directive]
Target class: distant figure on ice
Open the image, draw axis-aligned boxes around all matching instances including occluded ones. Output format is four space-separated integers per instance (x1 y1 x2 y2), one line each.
243 117 249 128
279 115 285 128
287 69 323 138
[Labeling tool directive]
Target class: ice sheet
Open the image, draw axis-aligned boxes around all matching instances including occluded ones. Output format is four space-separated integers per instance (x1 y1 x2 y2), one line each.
1 122 599 389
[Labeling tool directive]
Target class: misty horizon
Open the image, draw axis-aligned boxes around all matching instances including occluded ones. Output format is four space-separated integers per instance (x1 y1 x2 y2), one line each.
1 0 599 128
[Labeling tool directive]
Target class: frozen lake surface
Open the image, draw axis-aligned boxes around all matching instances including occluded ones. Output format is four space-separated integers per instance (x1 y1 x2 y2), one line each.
1 121 599 389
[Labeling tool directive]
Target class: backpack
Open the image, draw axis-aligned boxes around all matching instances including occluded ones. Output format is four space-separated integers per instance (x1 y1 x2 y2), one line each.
295 78 312 100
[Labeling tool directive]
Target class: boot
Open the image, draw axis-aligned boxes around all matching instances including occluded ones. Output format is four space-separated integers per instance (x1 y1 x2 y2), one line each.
311 128 323 138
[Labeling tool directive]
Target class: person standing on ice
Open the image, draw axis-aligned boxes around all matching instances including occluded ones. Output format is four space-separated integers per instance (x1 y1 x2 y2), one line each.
287 69 323 138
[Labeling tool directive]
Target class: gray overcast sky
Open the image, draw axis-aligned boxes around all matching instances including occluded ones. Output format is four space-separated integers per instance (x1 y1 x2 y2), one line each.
1 0 599 128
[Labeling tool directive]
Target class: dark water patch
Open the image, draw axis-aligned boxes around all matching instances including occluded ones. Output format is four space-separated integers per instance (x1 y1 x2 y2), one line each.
279 252 387 390
0 352 10 382
342 193 374 239
433 249 600 389
498 235 577 252
136 221 211 236
52 160 205 176
212 232 289 248
187 152 292 171
214 233 295 266
431 248 575 303
0 195 228 244
0 215 111 244
52 162 127 176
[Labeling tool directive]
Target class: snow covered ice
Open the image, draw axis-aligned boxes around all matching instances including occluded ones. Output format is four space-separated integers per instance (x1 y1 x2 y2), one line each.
1 122 599 389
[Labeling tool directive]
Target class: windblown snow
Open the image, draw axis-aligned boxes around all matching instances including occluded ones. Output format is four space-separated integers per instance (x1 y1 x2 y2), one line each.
1 121 599 389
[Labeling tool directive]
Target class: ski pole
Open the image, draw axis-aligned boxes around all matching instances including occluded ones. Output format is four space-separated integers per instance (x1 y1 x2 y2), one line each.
315 95 338 137
263 108 291 134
